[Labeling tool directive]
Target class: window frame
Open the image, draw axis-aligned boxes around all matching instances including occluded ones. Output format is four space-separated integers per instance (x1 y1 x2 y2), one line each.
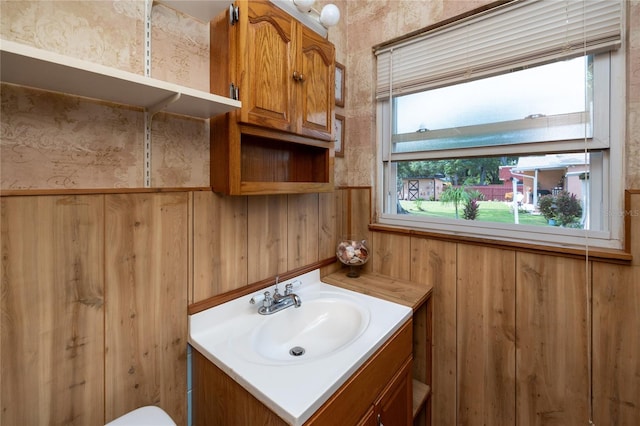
376 48 625 250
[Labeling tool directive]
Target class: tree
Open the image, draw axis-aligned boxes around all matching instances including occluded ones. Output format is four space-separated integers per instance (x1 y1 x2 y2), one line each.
440 186 469 219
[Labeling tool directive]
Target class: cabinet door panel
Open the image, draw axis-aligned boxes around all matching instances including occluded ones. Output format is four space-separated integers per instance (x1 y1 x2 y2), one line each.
378 358 413 426
240 1 294 131
299 26 334 139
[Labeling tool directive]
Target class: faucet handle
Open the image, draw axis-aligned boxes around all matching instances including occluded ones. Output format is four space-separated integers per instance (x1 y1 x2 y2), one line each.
262 291 273 307
284 280 302 295
250 290 273 305
249 293 264 305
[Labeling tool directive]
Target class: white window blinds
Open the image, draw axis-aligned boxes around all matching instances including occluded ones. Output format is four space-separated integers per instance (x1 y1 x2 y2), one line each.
375 0 623 99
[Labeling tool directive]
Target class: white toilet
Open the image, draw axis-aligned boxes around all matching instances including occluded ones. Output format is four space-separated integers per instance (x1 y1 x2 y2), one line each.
105 406 176 426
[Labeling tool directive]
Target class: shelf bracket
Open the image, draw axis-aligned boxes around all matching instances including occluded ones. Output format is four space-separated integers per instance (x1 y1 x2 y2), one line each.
143 92 182 188
148 92 182 116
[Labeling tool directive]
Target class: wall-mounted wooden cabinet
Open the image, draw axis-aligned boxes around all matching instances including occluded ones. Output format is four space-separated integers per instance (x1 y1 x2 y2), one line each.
210 0 335 195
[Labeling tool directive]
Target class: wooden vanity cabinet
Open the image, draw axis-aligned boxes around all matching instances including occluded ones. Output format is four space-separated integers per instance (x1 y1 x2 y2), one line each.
210 0 335 195
192 319 413 426
357 358 413 426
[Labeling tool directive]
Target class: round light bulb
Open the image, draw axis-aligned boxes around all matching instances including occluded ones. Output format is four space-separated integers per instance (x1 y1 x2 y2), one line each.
319 4 340 27
293 0 315 13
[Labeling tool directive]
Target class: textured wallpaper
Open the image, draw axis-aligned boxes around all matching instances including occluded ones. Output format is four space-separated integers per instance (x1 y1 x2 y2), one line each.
1 0 210 190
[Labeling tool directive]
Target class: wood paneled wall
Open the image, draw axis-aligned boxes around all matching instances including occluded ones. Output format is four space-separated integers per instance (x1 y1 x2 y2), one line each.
369 191 640 426
1 193 189 425
191 189 352 303
1 188 359 425
1 195 105 425
4 188 636 426
104 193 189 423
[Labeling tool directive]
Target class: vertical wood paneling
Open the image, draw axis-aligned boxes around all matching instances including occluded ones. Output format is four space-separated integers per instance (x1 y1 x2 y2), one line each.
105 193 188 425
192 191 247 301
457 245 516 426
516 253 589 426
319 190 343 260
287 193 319 270
593 263 640 425
410 237 457 425
247 195 288 283
371 232 411 279
629 193 640 265
347 188 371 241
1 195 104 426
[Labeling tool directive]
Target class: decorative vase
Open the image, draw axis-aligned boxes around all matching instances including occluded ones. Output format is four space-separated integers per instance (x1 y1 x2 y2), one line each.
336 238 369 278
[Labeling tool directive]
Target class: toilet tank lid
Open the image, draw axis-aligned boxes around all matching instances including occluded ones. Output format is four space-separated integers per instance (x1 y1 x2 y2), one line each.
105 406 176 426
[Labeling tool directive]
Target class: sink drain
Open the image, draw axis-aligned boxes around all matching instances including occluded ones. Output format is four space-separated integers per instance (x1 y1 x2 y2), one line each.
289 346 305 357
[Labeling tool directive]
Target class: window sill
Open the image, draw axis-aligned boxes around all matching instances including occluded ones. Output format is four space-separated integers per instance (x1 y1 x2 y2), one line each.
369 223 633 265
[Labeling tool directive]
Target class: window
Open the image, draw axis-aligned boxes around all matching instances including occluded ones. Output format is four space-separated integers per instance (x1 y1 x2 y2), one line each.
375 0 625 250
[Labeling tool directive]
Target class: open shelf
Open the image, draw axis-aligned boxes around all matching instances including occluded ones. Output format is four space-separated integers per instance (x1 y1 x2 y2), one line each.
236 134 333 195
412 379 431 419
0 39 240 118
157 0 231 22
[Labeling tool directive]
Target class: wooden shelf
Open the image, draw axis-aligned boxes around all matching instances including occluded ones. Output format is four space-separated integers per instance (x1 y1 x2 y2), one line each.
412 379 431 419
0 39 240 118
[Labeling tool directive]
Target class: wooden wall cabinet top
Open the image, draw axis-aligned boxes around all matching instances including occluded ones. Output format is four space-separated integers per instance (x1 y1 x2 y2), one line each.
210 0 336 195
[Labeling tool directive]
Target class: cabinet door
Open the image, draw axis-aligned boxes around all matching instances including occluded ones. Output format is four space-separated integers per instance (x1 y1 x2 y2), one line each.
297 24 335 140
377 359 413 426
356 406 377 426
239 0 295 132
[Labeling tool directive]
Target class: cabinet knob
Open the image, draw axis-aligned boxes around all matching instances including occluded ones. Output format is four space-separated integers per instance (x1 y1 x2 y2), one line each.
292 71 305 82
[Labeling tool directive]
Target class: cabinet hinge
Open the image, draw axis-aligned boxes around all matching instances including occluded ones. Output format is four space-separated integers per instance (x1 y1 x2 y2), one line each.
229 5 239 25
230 83 239 100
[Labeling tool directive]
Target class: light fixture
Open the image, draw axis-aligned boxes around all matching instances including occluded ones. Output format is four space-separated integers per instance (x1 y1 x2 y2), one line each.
319 4 340 28
291 0 340 28
293 0 315 13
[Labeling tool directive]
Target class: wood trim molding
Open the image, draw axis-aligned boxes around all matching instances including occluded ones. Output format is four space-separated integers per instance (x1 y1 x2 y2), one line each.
0 187 211 197
369 189 638 265
369 224 631 264
187 257 337 315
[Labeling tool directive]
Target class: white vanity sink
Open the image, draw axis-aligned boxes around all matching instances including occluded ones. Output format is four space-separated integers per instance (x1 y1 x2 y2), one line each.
188 269 412 426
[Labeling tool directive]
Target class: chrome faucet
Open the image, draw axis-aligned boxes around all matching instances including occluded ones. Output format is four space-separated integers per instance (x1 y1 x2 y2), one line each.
250 279 302 315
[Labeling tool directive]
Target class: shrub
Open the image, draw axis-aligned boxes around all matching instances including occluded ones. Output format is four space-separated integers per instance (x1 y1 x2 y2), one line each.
537 191 582 226
463 198 480 220
555 191 582 226
538 194 557 221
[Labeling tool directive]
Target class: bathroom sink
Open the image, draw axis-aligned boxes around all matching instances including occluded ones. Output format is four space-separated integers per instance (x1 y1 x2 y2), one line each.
189 269 411 426
234 294 370 364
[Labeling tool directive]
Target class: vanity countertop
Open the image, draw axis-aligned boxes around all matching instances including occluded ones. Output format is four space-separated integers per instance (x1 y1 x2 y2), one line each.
321 270 433 311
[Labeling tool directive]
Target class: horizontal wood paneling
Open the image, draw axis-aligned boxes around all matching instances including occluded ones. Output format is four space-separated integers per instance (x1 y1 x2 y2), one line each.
1 195 105 425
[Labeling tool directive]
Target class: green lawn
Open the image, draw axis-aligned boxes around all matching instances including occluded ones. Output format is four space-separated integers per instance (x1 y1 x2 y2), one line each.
399 200 549 226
